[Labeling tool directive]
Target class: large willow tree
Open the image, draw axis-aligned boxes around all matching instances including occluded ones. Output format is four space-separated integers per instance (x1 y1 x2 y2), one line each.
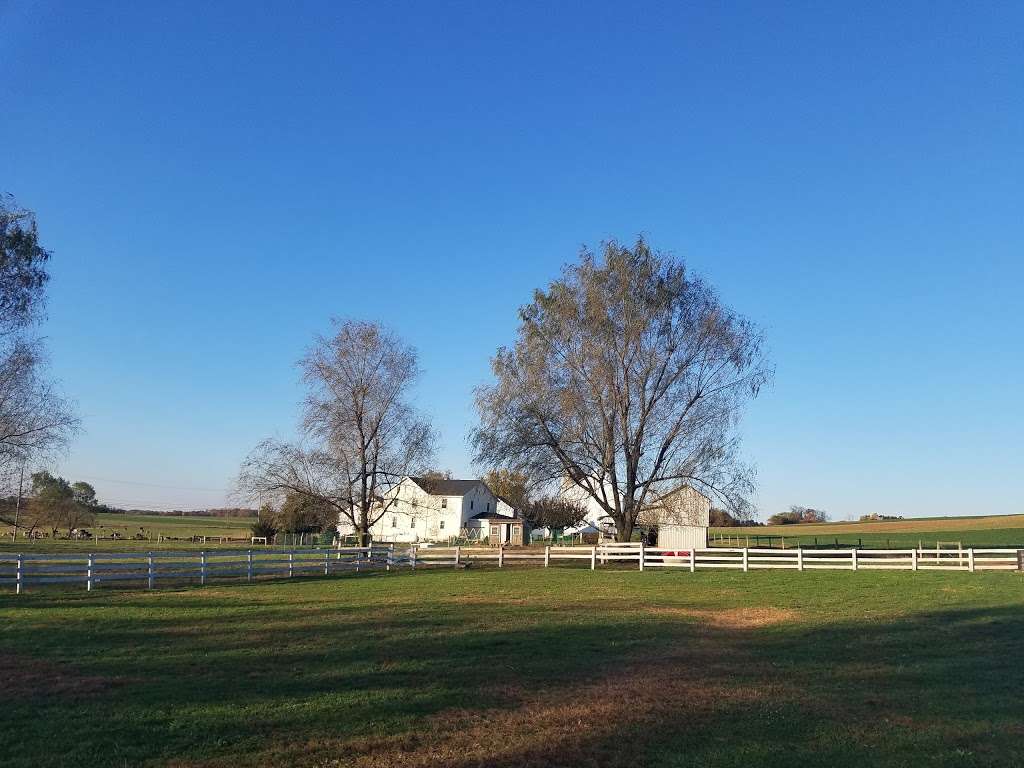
473 239 771 542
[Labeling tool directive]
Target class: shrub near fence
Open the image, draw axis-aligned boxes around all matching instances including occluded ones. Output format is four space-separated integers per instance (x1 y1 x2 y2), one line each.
1 543 1021 594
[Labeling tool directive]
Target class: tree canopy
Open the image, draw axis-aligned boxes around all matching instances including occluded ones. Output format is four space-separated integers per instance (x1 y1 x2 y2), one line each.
0 197 78 481
473 238 771 542
239 320 435 545
481 469 530 511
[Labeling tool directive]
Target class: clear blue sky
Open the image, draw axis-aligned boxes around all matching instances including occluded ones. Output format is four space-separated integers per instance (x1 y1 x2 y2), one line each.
1 1 1021 519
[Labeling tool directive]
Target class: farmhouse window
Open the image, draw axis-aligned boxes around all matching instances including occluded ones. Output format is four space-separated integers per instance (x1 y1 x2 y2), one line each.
440 520 445 529
410 518 415 527
486 502 490 512
441 498 447 508
470 500 474 510
391 517 397 528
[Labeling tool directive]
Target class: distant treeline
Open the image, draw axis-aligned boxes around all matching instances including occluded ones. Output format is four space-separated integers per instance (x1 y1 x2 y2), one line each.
103 507 259 518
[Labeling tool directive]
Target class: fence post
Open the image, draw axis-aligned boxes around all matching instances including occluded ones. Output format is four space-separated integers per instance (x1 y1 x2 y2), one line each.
200 551 207 585
247 550 253 582
639 542 645 571
15 553 22 595
147 552 154 589
387 543 394 572
87 553 94 592
590 546 597 571
797 547 804 572
455 546 461 568
690 548 696 573
288 552 294 578
355 547 361 574
324 549 330 576
742 548 748 573
544 545 550 568
968 547 975 573
851 548 858 571
498 545 504 568
411 546 417 570
911 548 918 572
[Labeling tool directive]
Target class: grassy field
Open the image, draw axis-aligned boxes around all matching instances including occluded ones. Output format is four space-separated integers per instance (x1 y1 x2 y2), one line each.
712 513 1024 549
0 512 258 552
1 569 1022 767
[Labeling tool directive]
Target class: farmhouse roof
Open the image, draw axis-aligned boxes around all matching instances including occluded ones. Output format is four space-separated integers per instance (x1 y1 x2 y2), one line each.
408 477 484 497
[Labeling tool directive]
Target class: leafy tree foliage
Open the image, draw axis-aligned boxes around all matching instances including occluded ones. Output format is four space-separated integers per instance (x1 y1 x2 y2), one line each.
768 506 829 525
29 471 95 536
523 495 588 531
71 481 97 506
276 492 335 533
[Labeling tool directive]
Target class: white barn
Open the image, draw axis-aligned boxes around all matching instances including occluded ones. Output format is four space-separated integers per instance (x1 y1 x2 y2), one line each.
639 485 711 550
557 478 710 548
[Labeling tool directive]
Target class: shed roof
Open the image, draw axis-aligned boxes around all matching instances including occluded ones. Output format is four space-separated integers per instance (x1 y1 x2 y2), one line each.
468 510 524 521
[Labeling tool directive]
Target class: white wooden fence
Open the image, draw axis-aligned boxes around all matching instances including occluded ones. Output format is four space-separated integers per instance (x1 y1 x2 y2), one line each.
1 543 1020 593
0 547 400 594
415 543 1022 573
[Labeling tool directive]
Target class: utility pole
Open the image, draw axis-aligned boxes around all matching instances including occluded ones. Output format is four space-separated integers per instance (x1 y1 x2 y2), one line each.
12 463 25 540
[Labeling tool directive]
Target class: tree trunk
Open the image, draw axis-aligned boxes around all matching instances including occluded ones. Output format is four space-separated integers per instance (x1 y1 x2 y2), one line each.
357 527 371 547
615 526 633 543
615 515 634 543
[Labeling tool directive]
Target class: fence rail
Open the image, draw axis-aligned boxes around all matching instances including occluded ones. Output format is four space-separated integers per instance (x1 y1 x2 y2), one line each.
1 544 1020 593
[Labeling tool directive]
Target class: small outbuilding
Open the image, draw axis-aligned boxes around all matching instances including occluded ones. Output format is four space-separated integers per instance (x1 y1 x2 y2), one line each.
467 510 528 546
640 485 710 550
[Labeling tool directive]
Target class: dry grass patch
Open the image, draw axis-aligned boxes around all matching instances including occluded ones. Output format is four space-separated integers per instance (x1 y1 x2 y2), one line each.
646 605 798 629
0 655 119 700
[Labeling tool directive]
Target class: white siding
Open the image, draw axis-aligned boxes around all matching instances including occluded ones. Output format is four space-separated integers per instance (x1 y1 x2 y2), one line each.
658 524 707 550
337 477 500 543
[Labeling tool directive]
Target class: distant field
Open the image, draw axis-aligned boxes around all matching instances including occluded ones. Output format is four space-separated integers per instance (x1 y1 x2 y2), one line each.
712 513 1024 548
95 512 255 537
0 512 258 552
2 569 1022 767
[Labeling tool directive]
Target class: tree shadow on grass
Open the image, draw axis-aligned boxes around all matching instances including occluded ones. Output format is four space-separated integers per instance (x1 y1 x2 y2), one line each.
1 575 1023 768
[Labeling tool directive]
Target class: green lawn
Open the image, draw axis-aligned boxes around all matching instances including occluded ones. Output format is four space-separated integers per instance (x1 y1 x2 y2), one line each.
1 568 1022 767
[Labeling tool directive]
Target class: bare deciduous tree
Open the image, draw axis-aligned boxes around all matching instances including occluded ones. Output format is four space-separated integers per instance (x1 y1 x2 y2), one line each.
238 320 434 545
0 197 78 486
473 238 771 542
0 340 77 467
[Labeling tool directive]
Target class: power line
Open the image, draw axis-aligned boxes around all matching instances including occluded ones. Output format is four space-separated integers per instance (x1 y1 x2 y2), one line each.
73 475 230 493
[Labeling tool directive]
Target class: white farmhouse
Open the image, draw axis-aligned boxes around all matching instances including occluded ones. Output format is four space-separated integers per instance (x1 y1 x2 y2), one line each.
337 476 527 545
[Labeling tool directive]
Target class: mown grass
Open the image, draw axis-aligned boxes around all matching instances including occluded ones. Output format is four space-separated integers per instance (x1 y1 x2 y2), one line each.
1 568 1022 767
